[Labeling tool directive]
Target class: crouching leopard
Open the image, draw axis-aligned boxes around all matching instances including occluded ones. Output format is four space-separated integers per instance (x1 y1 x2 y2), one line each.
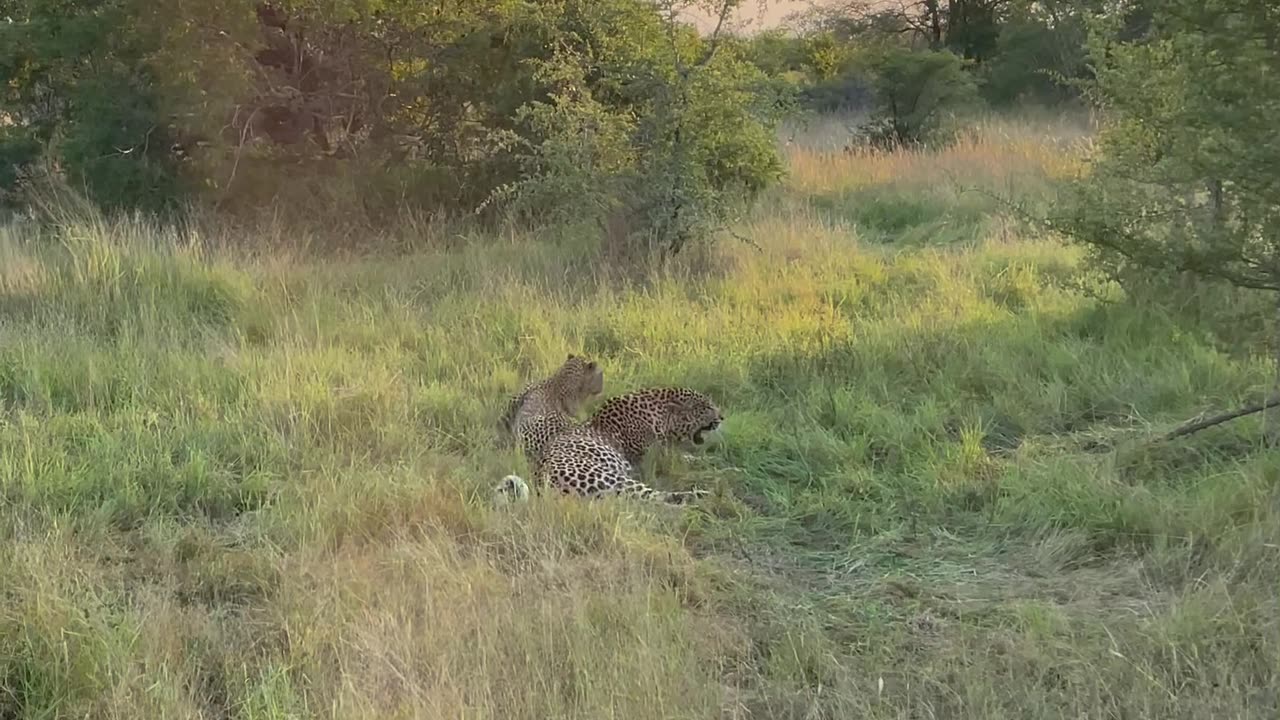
497 353 604 472
496 387 723 505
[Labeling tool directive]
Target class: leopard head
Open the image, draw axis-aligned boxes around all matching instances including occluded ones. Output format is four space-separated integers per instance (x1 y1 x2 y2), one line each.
658 388 723 446
551 353 604 412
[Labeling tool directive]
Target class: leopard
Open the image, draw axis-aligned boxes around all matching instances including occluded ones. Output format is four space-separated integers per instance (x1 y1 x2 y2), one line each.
497 387 723 505
496 353 604 472
586 387 725 467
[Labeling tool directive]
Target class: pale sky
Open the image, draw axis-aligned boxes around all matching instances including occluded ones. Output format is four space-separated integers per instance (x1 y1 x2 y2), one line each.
683 1 829 35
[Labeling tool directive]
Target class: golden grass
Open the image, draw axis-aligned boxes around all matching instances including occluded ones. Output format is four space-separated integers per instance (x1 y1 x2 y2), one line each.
785 112 1093 195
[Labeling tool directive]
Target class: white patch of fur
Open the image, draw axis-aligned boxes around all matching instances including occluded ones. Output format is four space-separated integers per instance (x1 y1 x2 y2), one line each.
492 474 530 507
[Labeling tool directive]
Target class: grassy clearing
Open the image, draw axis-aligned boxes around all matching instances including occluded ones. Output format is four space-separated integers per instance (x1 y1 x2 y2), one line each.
1 115 1277 719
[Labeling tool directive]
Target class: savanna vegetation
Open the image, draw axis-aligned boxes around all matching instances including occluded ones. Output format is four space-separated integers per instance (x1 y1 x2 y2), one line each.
1 0 1277 718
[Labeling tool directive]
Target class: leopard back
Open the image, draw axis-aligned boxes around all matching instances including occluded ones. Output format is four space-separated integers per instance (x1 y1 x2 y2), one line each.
498 354 604 468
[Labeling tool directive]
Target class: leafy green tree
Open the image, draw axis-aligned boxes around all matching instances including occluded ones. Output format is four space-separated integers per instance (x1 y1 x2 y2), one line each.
856 47 982 147
1060 0 1280 295
0 0 183 211
1057 0 1280 433
1 0 784 248
981 0 1092 105
500 0 784 257
799 0 1156 108
810 0 1009 60
739 29 808 77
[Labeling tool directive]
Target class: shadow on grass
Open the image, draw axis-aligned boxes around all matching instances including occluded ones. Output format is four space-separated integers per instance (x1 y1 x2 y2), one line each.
805 186 1002 246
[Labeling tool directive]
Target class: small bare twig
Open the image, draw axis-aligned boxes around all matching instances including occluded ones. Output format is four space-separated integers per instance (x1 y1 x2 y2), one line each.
716 224 764 253
217 106 258 207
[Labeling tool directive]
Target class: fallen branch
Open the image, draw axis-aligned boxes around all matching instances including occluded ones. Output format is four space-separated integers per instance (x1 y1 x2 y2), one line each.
1162 395 1280 441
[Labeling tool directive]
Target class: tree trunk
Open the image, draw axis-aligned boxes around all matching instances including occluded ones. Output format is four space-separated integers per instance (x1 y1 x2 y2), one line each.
1208 178 1224 227
1269 294 1280 446
925 0 943 48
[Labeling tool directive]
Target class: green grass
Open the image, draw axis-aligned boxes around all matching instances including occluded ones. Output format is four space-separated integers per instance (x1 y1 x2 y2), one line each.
1 117 1277 719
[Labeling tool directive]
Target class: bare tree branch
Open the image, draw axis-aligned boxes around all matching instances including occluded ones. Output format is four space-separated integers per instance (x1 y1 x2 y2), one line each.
1162 395 1280 441
694 0 737 71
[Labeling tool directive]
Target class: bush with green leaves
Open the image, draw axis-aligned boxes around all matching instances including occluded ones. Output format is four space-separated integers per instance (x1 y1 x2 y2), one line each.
738 29 808 77
494 8 785 256
627 49 784 256
787 31 873 113
489 79 638 229
855 48 983 148
981 14 1089 106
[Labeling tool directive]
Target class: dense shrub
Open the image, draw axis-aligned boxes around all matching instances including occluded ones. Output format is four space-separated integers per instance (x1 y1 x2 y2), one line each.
0 1 182 212
855 48 983 148
0 0 783 254
981 15 1089 106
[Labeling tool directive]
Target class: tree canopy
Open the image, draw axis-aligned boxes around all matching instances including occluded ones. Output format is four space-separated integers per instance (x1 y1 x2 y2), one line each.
1059 0 1280 295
